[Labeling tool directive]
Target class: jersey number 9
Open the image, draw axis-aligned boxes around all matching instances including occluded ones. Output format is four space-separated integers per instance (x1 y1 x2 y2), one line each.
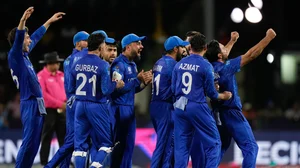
182 72 192 95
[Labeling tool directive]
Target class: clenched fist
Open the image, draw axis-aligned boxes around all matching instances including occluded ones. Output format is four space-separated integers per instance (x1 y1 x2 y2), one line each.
231 31 239 42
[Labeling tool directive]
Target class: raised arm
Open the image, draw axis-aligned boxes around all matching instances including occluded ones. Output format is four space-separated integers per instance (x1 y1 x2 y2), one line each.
29 12 65 52
224 31 239 57
43 12 65 30
240 28 276 67
18 7 34 31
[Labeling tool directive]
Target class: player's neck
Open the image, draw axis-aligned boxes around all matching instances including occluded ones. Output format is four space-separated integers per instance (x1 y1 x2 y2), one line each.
122 52 133 61
218 59 225 63
88 50 100 57
75 46 82 51
192 51 206 57
165 54 176 60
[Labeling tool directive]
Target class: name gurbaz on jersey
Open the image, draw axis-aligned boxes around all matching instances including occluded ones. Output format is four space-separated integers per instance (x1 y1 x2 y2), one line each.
75 64 98 74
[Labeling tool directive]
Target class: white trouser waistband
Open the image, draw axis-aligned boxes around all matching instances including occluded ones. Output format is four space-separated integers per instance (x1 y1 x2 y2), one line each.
72 151 87 157
91 162 103 168
99 146 112 153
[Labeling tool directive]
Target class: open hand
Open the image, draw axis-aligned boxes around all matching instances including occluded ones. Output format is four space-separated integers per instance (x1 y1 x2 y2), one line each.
21 7 34 21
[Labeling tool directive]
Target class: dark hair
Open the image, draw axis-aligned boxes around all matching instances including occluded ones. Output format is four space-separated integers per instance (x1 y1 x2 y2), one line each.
204 40 221 62
189 33 206 52
7 27 29 47
186 31 201 39
165 46 178 55
87 33 105 51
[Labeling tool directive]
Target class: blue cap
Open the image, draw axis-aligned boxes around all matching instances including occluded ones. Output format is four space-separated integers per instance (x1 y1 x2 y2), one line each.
91 30 115 44
73 31 89 46
121 33 146 49
164 36 190 51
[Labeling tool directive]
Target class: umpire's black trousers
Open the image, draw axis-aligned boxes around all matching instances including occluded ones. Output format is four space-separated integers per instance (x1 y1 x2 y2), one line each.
40 108 66 165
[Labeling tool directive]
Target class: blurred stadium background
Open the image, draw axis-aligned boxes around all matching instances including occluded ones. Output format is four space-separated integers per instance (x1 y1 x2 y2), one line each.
1 0 300 167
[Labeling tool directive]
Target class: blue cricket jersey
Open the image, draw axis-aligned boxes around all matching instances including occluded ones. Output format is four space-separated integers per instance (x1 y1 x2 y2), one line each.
172 54 219 102
70 53 116 103
110 54 141 106
211 56 242 110
8 26 47 101
64 48 88 99
151 55 177 102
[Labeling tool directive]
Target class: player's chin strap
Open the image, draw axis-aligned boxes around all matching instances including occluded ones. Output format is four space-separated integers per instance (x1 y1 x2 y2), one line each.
72 151 87 157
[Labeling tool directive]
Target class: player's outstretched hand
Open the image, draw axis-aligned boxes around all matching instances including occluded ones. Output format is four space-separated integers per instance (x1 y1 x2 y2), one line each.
116 79 125 89
231 31 239 42
21 7 34 21
266 28 276 40
48 12 66 23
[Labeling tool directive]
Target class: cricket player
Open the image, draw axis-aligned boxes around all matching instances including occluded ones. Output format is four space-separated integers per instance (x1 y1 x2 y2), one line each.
88 30 117 165
110 33 152 168
188 30 238 168
205 29 276 167
150 36 189 168
171 33 232 168
7 7 64 168
70 33 124 168
45 31 89 168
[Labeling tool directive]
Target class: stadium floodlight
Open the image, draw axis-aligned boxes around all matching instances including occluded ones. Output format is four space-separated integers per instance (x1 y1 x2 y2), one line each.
230 7 244 23
267 53 274 63
245 7 262 23
250 0 263 9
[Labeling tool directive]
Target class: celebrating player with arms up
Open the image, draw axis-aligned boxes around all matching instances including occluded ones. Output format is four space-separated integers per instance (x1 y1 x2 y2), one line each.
205 28 276 167
7 7 64 168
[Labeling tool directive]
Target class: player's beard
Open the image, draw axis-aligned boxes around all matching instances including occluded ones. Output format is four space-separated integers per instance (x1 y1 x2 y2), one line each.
176 52 182 61
131 50 141 62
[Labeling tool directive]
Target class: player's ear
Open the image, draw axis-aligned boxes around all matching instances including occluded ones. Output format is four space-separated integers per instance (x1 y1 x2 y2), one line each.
217 53 222 59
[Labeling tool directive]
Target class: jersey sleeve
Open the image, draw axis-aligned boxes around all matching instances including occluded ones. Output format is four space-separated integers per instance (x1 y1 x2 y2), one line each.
111 61 140 94
171 64 178 94
29 26 47 52
100 61 117 96
203 63 219 100
68 66 77 95
223 56 241 75
9 29 25 62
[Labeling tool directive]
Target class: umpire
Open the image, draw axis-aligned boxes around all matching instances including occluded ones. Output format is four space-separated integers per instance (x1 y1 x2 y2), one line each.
37 51 67 166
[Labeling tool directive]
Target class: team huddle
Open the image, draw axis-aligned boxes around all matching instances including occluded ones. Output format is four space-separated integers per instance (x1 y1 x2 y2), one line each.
7 7 276 168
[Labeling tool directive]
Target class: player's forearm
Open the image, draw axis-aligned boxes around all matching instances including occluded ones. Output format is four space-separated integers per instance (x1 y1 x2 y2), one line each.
43 19 53 30
135 83 146 93
17 19 26 30
102 81 117 96
118 78 141 94
224 39 236 56
241 36 273 66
